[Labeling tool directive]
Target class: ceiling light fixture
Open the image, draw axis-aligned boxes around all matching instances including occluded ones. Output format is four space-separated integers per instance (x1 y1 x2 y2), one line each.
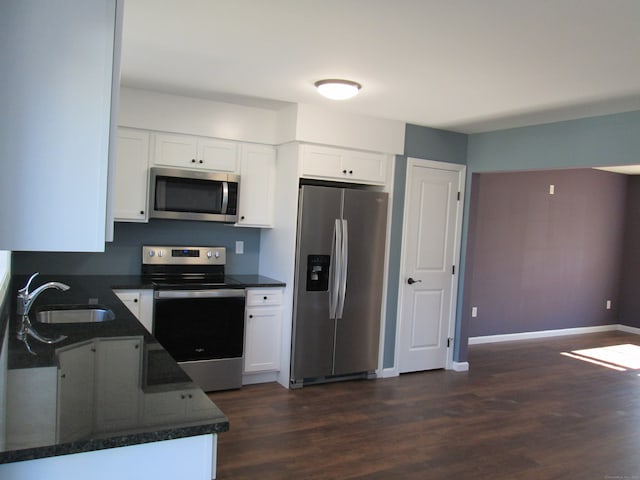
314 79 362 100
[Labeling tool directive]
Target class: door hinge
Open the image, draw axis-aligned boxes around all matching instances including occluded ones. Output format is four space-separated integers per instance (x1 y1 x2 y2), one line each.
457 191 461 201
447 337 454 348
452 265 455 275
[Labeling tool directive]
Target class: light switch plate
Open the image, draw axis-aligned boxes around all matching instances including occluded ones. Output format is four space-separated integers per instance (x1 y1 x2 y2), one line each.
235 241 244 254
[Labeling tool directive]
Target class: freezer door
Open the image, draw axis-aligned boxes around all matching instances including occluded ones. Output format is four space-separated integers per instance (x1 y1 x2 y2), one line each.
291 185 342 381
333 189 388 376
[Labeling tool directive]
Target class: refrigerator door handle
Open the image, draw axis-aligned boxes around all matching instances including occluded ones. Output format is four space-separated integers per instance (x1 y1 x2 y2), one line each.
336 218 348 319
329 218 342 319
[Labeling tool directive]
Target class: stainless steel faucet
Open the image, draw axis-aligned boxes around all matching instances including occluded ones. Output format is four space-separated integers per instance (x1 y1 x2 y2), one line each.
16 272 69 354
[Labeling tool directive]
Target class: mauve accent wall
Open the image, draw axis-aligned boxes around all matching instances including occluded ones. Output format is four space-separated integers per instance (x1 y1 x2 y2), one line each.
465 168 626 338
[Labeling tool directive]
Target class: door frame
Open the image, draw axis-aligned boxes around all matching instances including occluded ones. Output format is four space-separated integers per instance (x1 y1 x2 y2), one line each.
394 157 466 373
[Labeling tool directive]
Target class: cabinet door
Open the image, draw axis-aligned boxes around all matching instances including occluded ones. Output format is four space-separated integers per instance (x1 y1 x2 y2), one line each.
300 145 345 179
244 306 282 373
246 288 283 307
114 128 150 222
236 144 276 227
114 289 154 333
199 139 238 172
153 133 199 168
346 150 387 184
94 337 142 432
57 342 95 442
0 0 121 251
113 290 141 319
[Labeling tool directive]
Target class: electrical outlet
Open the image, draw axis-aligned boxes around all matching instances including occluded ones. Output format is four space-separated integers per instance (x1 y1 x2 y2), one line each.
471 306 478 318
235 241 244 254
606 300 612 310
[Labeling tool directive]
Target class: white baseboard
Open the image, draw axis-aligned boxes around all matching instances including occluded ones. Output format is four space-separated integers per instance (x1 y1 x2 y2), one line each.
468 324 635 345
242 371 279 385
452 361 469 372
379 367 399 378
618 324 640 335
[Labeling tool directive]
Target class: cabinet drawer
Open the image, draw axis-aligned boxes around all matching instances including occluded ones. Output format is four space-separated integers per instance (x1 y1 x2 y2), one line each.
246 289 283 306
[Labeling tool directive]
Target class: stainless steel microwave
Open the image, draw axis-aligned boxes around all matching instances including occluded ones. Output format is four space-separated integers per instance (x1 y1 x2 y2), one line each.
149 167 240 223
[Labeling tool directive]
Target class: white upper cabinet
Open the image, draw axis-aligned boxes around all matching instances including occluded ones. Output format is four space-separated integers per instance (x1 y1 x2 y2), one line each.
300 144 388 185
153 133 238 172
236 144 276 228
114 128 150 222
0 0 122 251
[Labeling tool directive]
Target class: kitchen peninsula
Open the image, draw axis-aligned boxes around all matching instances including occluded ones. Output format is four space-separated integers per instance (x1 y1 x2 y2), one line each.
0 274 240 479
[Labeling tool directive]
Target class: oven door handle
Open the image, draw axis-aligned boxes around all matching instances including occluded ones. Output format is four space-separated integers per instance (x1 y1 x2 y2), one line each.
154 289 246 299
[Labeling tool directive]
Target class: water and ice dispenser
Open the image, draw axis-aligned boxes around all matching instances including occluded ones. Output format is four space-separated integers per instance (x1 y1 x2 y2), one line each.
306 255 330 291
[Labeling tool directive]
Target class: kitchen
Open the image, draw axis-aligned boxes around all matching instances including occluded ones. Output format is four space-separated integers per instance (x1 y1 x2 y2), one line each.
2 0 640 478
0 1 408 476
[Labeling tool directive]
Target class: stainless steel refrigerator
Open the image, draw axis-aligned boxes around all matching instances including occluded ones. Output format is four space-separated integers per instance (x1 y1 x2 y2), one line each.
290 184 388 387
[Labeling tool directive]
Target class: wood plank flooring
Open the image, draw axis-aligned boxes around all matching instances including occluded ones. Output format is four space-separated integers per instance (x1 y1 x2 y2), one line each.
208 331 640 479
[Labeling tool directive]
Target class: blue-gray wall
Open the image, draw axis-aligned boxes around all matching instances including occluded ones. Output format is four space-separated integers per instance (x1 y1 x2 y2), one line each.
12 220 261 275
394 110 640 367
383 125 467 368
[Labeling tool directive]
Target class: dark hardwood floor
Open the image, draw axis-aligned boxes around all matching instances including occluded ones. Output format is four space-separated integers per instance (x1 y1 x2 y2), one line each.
209 331 640 479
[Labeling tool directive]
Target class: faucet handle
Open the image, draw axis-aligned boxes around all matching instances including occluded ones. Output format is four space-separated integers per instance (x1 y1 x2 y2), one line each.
19 272 40 297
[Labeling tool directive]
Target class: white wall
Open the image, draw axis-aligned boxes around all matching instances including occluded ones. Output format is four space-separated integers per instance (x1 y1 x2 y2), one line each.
293 103 405 154
118 87 284 145
118 88 406 154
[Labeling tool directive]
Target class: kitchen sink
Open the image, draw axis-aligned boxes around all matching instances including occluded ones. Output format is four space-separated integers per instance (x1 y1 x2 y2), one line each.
35 304 116 324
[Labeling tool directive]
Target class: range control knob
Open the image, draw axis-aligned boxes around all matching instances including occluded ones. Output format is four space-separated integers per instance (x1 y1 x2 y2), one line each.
207 250 212 259
148 250 155 257
157 250 164 258
214 251 221 258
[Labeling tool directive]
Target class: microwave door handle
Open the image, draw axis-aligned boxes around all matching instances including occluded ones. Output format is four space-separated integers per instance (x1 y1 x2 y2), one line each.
155 177 165 210
221 181 229 214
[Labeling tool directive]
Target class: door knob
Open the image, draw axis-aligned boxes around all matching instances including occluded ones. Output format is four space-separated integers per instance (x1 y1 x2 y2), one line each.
407 277 422 285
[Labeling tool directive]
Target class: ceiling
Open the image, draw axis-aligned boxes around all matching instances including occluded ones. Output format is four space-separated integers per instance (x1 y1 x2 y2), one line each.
120 0 640 134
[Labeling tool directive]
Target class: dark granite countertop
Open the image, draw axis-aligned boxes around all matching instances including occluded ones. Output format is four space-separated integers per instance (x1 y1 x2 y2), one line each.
225 274 286 288
1 274 232 464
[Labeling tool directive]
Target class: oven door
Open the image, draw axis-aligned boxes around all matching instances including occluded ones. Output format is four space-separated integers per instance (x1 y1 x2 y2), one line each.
153 289 246 363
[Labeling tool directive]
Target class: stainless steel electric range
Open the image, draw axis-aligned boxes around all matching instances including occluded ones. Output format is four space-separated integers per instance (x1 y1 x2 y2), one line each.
142 245 245 392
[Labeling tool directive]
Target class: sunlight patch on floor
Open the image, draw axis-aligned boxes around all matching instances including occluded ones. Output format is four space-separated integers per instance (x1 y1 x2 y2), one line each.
560 344 640 371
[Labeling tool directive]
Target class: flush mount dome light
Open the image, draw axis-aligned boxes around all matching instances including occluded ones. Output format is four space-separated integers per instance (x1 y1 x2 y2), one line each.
314 79 362 100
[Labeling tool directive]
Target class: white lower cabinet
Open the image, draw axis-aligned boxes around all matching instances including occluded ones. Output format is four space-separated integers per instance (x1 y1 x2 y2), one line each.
114 289 154 333
244 288 283 373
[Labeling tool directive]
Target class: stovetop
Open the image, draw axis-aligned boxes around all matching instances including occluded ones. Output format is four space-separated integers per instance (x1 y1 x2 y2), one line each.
147 274 244 290
141 245 231 289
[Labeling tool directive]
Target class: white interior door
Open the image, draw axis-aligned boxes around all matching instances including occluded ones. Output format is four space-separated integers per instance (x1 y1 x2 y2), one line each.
397 159 465 373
